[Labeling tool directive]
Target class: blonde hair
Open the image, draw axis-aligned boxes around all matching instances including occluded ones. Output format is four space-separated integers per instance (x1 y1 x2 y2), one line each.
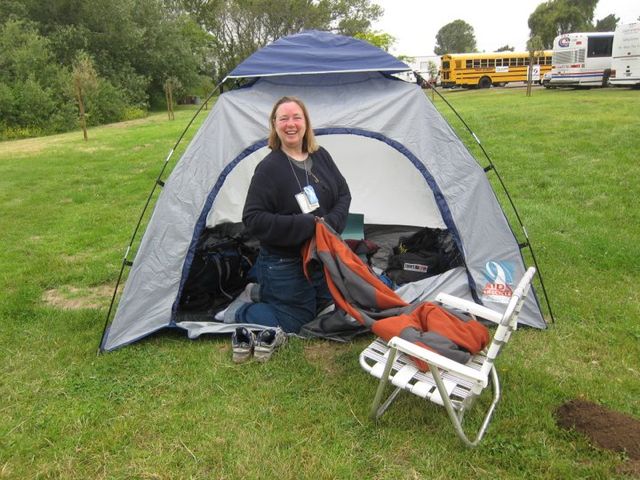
268 96 319 153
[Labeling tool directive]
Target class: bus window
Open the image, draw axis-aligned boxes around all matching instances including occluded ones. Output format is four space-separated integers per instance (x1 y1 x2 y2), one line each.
488 59 495 67
588 36 613 57
442 60 450 69
473 59 480 68
466 60 473 68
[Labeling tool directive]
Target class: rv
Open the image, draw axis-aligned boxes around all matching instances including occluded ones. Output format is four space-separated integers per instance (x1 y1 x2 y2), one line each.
610 22 640 87
549 32 614 87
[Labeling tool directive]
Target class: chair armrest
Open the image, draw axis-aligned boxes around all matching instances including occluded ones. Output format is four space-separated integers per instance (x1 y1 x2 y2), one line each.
435 293 503 324
388 336 488 387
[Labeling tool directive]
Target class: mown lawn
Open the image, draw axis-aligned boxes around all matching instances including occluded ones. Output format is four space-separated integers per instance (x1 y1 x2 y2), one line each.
1 88 639 479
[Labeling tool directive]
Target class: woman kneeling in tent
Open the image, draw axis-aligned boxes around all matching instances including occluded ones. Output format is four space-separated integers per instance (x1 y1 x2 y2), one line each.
220 96 351 336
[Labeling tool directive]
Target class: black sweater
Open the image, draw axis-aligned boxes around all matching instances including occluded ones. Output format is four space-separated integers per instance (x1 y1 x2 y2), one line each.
242 147 351 257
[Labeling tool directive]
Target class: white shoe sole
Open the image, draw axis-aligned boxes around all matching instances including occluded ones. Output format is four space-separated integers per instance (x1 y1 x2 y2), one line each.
254 347 275 362
232 348 252 363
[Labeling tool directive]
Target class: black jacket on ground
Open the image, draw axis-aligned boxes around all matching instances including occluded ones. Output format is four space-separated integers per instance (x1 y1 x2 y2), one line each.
242 147 351 257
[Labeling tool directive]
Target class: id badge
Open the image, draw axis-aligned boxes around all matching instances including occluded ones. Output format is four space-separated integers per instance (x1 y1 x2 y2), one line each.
295 192 316 213
303 185 320 210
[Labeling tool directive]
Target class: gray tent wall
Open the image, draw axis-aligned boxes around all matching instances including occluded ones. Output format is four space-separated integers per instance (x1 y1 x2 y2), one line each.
101 72 545 352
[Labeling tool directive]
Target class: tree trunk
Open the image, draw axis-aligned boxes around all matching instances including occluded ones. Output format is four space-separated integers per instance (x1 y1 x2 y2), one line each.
169 88 174 120
164 88 173 120
76 86 88 141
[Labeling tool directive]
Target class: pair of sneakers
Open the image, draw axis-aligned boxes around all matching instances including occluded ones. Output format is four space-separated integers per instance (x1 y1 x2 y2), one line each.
231 326 287 363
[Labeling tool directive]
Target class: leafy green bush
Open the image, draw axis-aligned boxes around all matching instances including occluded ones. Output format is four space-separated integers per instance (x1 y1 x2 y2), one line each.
86 79 127 125
47 69 77 133
0 20 77 138
110 65 150 109
121 107 148 121
0 124 45 140
0 82 16 125
0 18 155 139
13 77 57 129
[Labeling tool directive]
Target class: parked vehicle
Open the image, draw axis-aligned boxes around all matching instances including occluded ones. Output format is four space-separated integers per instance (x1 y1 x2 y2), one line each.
549 32 614 88
610 22 640 87
440 51 552 88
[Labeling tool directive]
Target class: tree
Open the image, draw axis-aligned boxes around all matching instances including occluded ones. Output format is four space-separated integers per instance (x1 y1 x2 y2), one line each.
6 0 208 110
594 13 619 32
528 0 598 48
495 45 515 52
330 0 383 37
196 75 215 109
354 30 395 52
2 0 384 136
424 59 438 96
427 60 438 83
0 19 75 138
72 51 98 140
175 0 383 81
434 20 477 55
163 76 181 120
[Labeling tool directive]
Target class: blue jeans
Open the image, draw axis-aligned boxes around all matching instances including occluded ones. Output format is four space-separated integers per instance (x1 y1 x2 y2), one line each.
235 250 332 333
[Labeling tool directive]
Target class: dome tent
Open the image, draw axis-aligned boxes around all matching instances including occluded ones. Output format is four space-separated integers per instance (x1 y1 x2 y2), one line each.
100 30 546 352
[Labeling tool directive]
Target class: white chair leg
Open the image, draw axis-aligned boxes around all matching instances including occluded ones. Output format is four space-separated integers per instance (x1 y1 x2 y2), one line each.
428 364 501 448
474 366 501 444
374 386 403 420
370 346 400 420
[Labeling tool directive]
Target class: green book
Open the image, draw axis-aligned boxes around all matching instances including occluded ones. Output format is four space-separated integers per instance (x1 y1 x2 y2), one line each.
342 213 365 240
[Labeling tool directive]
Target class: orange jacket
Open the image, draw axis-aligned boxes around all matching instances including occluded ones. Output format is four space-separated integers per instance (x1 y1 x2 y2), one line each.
303 221 489 368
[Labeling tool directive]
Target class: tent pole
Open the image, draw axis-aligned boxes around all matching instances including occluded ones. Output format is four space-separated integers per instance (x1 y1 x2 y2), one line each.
418 73 555 324
98 78 228 354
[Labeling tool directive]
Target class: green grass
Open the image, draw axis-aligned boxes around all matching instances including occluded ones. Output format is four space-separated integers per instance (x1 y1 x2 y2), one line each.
1 88 639 479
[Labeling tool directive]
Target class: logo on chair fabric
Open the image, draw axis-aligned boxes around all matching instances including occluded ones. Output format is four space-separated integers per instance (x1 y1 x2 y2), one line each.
481 261 514 304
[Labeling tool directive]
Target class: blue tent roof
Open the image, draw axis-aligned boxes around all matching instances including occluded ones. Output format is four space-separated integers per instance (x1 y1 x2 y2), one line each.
227 30 410 79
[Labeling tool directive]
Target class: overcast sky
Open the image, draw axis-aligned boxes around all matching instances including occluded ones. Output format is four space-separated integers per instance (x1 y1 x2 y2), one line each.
372 0 639 57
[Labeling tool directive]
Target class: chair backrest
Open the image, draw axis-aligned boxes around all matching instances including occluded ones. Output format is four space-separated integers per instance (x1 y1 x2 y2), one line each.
479 267 536 379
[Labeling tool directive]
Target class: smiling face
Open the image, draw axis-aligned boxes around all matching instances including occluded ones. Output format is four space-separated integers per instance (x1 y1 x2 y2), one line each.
273 101 307 152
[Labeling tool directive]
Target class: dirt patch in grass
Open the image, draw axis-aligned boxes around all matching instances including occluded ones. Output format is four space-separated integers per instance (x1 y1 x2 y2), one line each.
102 116 154 129
132 143 154 151
1 135 70 156
76 145 113 153
303 341 350 375
555 398 640 476
42 284 113 310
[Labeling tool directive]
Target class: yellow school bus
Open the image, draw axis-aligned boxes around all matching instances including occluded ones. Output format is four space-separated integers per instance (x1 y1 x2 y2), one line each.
440 51 553 88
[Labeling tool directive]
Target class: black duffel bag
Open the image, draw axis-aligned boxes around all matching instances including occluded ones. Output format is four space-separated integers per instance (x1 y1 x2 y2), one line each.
385 227 463 285
179 230 258 312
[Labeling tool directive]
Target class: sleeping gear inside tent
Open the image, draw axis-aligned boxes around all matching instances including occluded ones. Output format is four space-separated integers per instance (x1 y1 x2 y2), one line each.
100 30 547 352
303 220 491 367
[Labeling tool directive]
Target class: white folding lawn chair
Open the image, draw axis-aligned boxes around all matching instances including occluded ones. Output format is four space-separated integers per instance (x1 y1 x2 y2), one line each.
359 267 536 447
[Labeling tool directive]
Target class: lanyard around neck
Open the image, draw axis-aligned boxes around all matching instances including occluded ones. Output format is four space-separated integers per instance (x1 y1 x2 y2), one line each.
287 154 310 192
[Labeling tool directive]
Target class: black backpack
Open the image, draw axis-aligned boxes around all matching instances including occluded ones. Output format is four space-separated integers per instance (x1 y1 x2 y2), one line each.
179 229 258 312
385 227 463 285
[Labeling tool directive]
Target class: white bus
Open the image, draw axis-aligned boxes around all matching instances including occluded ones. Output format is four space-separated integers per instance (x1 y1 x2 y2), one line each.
549 32 614 87
610 22 640 87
